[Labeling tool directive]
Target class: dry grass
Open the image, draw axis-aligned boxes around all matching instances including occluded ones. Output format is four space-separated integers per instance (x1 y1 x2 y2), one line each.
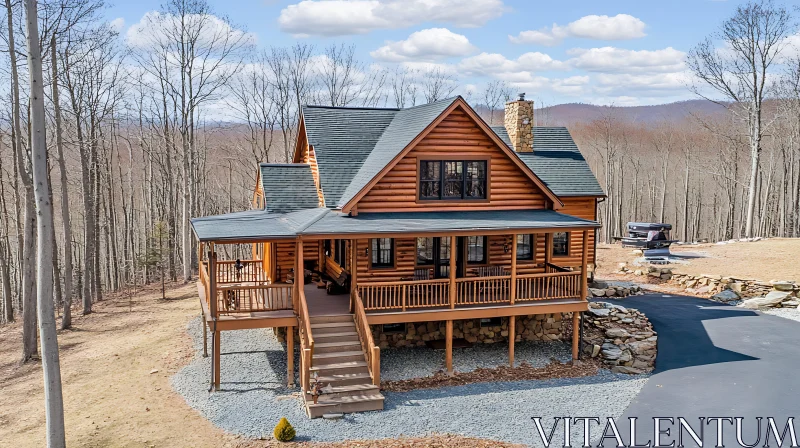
596 238 800 282
0 283 514 447
0 282 233 448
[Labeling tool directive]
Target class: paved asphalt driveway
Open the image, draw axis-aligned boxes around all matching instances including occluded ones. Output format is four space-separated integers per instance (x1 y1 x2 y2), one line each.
599 293 800 447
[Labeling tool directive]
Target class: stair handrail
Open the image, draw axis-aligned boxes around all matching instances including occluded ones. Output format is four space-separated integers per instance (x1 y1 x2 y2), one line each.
352 289 380 387
297 286 314 392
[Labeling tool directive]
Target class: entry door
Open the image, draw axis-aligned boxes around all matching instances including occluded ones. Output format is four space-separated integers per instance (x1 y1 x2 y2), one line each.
433 237 465 279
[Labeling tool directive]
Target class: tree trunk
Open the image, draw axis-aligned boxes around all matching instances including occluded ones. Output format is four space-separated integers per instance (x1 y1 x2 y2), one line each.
25 0 66 444
51 36 73 329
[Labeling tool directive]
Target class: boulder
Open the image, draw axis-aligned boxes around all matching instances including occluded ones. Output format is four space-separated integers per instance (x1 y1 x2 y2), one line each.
588 308 610 317
728 282 743 293
711 289 740 303
741 291 791 309
605 328 629 338
612 365 644 375
601 343 622 360
782 299 800 308
771 281 796 292
634 270 644 276
604 288 617 297
590 288 606 297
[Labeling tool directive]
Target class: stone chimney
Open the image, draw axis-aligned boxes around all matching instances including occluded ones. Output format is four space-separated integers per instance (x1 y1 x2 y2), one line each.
504 93 534 152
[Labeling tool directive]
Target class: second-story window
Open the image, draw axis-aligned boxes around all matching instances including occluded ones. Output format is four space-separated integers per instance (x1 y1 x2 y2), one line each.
371 238 394 268
419 160 487 200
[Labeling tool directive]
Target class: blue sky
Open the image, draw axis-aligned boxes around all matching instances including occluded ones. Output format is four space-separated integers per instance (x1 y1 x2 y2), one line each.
107 0 784 106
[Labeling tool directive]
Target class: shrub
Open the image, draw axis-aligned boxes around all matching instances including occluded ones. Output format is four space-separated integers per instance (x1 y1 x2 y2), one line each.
273 417 296 442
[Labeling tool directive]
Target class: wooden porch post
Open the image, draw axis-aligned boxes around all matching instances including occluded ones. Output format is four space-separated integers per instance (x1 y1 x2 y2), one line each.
545 233 553 265
350 239 358 311
445 320 453 375
295 239 303 313
581 229 590 300
510 234 517 305
213 329 221 389
287 326 294 387
508 316 515 367
449 235 457 309
571 312 580 361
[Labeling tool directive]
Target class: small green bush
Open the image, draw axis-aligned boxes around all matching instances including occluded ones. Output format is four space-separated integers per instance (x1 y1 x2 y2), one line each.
273 417 296 442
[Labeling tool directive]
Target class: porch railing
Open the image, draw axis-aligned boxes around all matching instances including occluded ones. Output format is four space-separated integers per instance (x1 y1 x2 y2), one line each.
353 290 380 386
456 275 511 306
516 271 582 302
358 278 450 311
358 270 583 311
215 259 268 283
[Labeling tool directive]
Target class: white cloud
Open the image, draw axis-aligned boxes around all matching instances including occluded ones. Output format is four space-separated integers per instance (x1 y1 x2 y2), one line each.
371 28 477 62
126 11 256 49
509 14 646 46
110 17 125 33
568 47 686 73
594 72 691 96
279 0 506 37
458 51 566 76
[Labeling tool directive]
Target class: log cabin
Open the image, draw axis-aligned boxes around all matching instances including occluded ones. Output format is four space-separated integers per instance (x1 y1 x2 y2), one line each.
191 94 604 418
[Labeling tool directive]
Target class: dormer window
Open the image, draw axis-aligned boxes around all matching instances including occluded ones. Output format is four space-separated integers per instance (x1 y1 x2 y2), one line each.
418 159 487 200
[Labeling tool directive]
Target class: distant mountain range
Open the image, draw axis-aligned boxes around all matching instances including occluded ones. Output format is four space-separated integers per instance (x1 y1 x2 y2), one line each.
532 100 727 126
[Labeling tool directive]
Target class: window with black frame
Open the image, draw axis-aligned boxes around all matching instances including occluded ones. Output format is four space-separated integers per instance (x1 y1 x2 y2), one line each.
416 237 434 265
553 232 569 256
334 239 347 269
517 234 534 260
467 236 487 264
418 159 487 200
371 238 394 268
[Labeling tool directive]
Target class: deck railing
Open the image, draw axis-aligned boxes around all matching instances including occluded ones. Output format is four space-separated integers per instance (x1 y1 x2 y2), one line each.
358 279 450 311
456 275 511 306
358 269 583 311
215 259 268 283
516 271 582 302
353 290 380 386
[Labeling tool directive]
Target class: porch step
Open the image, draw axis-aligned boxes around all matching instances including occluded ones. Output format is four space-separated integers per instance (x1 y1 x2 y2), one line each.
318 383 380 398
311 321 357 335
313 350 365 364
310 314 354 324
314 341 362 353
310 360 369 376
306 392 384 418
313 331 360 344
314 372 373 387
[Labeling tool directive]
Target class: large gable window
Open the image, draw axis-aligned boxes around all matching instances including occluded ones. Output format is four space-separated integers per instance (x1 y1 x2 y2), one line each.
419 159 487 200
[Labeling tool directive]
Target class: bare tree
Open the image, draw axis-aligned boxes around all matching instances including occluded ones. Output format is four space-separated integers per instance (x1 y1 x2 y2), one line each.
25 0 65 444
482 80 512 125
420 67 457 103
687 0 793 237
315 43 386 107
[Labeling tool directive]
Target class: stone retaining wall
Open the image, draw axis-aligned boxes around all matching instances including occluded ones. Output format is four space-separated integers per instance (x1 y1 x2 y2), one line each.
371 314 566 349
582 302 657 374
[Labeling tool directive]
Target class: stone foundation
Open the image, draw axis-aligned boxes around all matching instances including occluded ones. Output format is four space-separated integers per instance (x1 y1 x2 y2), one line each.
582 302 657 374
371 314 567 349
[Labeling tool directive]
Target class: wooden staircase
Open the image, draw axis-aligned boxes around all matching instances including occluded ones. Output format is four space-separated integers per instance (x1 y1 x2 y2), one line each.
305 314 384 418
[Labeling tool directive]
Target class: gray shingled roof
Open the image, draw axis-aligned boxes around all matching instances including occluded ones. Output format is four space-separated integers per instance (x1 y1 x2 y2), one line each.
190 208 328 242
302 105 399 207
303 209 599 236
492 126 604 197
259 164 320 213
191 208 599 241
336 97 458 208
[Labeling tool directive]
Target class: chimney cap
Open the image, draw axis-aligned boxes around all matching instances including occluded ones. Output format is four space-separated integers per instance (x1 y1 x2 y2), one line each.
517 92 526 101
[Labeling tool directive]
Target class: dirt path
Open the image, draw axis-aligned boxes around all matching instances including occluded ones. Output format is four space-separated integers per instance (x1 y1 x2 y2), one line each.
0 283 232 448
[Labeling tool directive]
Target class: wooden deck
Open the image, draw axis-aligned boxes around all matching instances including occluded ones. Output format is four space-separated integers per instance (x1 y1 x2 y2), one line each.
303 283 350 316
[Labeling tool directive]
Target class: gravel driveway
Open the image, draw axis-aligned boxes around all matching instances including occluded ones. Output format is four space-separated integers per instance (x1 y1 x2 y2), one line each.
172 318 647 446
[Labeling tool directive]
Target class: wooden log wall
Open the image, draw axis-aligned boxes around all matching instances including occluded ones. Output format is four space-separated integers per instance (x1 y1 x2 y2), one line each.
551 197 598 268
355 106 548 212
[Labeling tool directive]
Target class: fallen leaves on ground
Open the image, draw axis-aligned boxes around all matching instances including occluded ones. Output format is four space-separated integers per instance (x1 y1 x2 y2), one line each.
380 358 600 393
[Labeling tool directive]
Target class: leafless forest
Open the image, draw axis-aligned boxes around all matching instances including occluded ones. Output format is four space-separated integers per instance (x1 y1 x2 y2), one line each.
1 0 799 357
